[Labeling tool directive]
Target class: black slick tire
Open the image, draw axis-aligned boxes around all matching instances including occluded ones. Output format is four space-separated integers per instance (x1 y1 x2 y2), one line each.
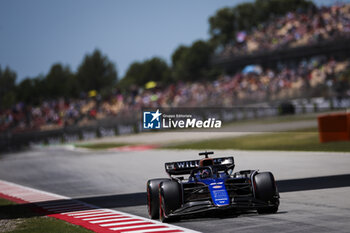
146 178 169 219
159 180 181 222
254 172 279 214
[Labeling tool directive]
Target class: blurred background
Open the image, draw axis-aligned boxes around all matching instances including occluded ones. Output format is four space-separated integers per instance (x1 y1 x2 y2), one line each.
1 0 350 151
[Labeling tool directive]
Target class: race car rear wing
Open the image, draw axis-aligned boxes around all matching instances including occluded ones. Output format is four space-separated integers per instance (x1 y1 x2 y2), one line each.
165 157 234 175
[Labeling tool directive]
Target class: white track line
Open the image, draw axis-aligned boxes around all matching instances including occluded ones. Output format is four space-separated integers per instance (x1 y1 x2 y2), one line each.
74 212 116 218
103 220 149 227
90 216 131 224
110 224 163 231
83 215 122 221
98 219 140 226
66 210 108 216
101 220 147 227
121 228 179 233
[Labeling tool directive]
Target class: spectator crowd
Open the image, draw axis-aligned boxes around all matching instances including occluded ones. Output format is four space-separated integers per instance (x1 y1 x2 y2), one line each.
219 4 350 57
1 3 350 134
1 56 348 133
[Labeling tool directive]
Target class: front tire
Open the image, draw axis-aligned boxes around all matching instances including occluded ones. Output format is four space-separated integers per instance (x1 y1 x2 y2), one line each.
159 180 181 222
147 178 169 219
253 172 279 214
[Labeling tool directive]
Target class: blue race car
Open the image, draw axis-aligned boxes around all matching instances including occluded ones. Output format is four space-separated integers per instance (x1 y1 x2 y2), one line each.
146 151 280 222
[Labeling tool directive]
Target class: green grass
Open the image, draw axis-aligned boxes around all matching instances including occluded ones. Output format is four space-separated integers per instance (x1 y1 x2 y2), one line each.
73 114 319 150
0 198 14 205
75 142 129 150
8 217 93 233
0 198 92 233
165 128 350 152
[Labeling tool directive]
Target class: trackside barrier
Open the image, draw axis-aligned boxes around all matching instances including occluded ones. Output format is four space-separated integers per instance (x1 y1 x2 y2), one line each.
317 113 350 143
1 97 350 151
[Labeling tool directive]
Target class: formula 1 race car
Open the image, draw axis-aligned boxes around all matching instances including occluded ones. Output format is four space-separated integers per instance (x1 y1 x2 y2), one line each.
146 151 279 222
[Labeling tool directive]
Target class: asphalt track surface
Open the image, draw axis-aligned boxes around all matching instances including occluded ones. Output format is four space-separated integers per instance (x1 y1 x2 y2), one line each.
0 146 350 233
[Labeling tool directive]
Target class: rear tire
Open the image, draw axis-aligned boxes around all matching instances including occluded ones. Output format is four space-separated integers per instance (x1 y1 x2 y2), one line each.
159 180 181 222
254 172 279 214
146 178 169 219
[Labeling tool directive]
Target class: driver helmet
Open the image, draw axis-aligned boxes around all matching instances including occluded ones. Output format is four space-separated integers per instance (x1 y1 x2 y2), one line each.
201 169 210 179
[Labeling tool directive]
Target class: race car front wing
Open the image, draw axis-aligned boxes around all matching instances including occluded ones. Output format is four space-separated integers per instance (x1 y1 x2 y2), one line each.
168 195 279 217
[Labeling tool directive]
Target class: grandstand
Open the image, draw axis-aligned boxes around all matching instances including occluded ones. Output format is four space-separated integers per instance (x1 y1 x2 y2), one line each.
1 2 350 150
217 4 350 57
